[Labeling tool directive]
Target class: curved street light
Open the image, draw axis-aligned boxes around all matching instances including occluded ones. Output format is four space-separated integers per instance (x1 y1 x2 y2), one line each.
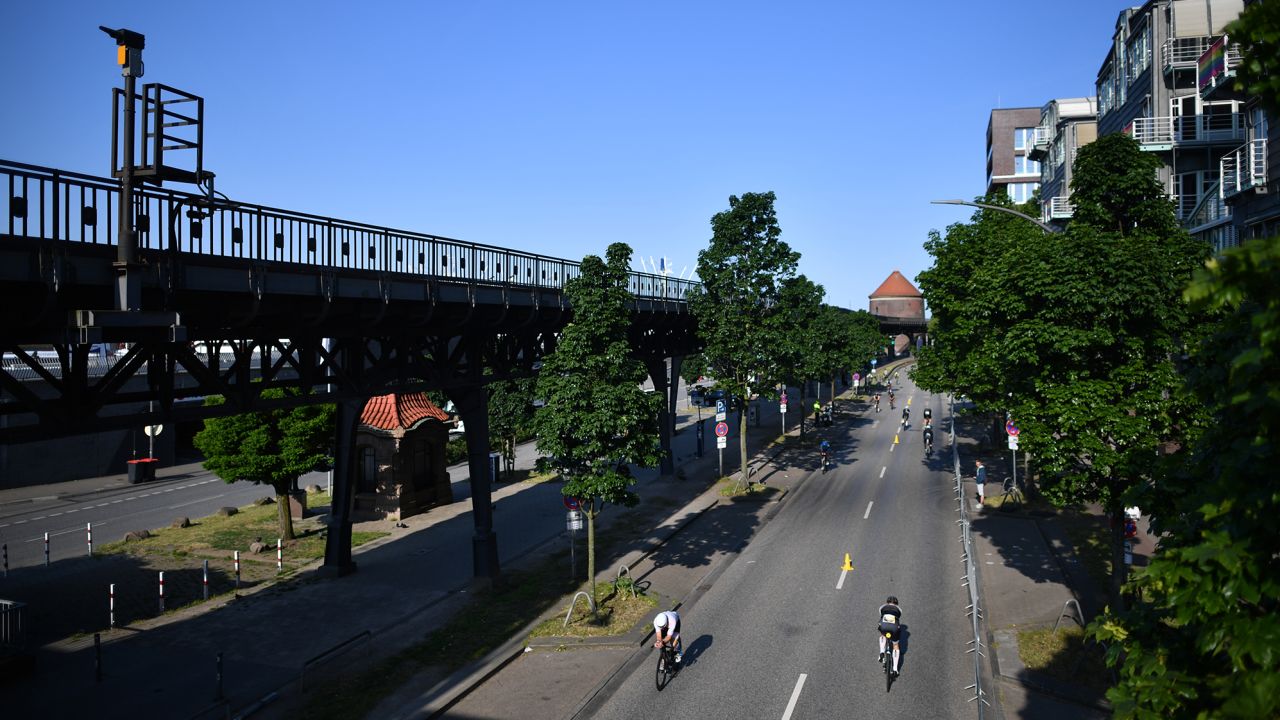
931 199 1061 234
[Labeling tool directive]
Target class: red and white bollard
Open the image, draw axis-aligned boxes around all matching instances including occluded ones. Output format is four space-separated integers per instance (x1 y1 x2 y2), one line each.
87 522 93 556
276 538 282 572
109 583 116 628
44 532 50 567
202 560 209 601
3 543 8 578
158 571 165 614
234 550 241 590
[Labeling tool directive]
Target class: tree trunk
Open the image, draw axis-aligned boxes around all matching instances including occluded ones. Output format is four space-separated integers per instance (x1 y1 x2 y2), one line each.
276 493 295 541
738 405 749 488
1108 503 1128 611
587 502 598 611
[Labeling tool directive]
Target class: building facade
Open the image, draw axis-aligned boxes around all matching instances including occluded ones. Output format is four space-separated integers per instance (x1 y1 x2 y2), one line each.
1198 2 1280 249
986 107 1043 203
1027 97 1099 225
1094 0 1246 250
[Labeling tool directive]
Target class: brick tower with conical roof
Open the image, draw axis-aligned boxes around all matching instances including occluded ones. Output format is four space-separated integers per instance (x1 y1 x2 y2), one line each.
868 270 924 320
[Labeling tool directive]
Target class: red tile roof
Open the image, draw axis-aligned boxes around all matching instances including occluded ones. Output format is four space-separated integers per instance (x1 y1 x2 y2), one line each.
869 270 921 298
360 392 450 431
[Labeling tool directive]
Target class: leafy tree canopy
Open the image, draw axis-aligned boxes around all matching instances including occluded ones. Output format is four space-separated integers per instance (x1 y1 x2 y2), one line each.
1229 0 1280 117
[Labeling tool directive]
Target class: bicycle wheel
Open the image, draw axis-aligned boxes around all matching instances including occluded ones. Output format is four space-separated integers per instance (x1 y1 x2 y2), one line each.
883 640 895 692
656 648 673 691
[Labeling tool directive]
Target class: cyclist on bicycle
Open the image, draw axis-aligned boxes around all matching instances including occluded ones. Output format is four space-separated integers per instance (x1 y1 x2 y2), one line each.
922 421 934 454
819 439 832 468
900 405 910 429
922 407 932 423
653 609 683 663
873 394 881 413
878 596 902 676
888 390 895 409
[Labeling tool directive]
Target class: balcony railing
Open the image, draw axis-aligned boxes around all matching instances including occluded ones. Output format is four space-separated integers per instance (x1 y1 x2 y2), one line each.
1129 113 1245 148
1187 182 1232 230
1164 36 1214 70
1027 126 1052 160
1221 138 1268 199
1048 196 1074 219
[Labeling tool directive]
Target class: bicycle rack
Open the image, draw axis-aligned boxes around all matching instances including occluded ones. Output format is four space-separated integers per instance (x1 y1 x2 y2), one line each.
1053 598 1085 634
563 591 596 628
614 564 637 598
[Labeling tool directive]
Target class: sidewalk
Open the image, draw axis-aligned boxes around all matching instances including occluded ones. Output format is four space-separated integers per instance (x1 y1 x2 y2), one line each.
1 379 835 720
950 404 1117 718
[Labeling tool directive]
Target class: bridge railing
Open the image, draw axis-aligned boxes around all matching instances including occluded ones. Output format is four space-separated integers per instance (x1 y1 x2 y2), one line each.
1 160 697 301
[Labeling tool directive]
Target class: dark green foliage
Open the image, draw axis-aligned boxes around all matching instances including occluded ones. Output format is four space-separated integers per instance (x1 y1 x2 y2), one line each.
690 192 802 481
1228 1 1280 117
532 243 662 603
1092 237 1280 719
193 388 335 540
1071 133 1179 236
487 375 536 475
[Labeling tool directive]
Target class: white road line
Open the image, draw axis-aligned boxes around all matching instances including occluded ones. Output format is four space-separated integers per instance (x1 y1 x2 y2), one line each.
781 673 807 720
890 443 895 453
168 494 225 510
864 501 874 519
879 467 886 478
12 520 25 525
97 503 110 508
836 568 848 590
111 500 123 504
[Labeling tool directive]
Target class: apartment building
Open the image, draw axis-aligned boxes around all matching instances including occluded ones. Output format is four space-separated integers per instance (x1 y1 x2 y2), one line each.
1094 0 1246 249
1197 0 1279 250
985 107 1042 203
1026 97 1099 225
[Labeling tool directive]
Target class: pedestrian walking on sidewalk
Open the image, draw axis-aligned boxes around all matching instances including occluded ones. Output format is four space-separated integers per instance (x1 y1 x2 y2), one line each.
974 460 987 505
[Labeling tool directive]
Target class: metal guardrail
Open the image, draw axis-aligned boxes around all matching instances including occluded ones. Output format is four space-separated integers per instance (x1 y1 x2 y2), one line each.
1221 138 1268 199
951 397 990 716
0 599 29 650
1 345 283 382
1 159 698 302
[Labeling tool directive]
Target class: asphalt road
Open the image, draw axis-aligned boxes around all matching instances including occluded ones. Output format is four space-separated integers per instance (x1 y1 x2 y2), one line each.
589 380 972 719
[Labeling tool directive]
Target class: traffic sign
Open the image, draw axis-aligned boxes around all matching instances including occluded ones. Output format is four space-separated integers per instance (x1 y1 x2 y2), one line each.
714 421 729 438
780 403 788 413
567 510 584 531
143 424 164 437
563 496 580 511
852 372 861 382
871 359 877 367
1005 420 1020 437
715 399 727 414
716 436 728 449
1008 435 1019 450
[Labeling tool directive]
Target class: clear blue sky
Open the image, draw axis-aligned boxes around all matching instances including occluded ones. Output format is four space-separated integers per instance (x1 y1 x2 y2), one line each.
1 1 1130 309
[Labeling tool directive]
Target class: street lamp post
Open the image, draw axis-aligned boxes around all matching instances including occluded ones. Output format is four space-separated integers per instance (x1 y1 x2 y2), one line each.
931 199 1061 234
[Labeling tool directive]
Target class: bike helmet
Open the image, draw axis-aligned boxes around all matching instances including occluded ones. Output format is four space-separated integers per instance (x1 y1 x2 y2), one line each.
654 614 668 627
886 595 898 605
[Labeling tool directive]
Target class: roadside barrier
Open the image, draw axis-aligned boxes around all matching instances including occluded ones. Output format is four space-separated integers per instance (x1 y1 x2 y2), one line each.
159 571 166 613
87 522 93 556
109 583 116 628
277 538 282 572
234 550 241 590
951 395 991 716
44 532 49 567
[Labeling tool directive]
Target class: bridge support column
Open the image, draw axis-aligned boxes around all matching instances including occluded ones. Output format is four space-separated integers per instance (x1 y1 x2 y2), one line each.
451 384 501 589
321 398 361 577
644 357 677 477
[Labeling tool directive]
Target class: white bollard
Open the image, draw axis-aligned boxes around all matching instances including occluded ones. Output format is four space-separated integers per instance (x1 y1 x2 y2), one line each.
202 560 209 600
158 571 165 613
277 538 282 571
109 583 116 628
87 522 93 556
234 550 241 590
44 532 49 567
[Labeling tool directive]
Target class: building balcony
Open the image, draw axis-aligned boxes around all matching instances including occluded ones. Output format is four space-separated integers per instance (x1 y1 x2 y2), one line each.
1128 113 1245 151
1220 138 1269 199
1198 37 1243 100
1047 196 1074 219
1027 126 1053 161
1187 182 1233 231
1163 36 1214 73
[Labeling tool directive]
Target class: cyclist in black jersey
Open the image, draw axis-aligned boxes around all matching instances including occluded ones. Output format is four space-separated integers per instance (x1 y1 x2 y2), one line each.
878 596 902 676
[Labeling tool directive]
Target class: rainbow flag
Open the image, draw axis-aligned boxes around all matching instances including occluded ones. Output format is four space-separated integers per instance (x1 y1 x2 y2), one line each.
1199 36 1227 91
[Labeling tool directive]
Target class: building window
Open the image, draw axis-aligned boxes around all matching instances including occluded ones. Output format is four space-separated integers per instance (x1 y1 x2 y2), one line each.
1007 182 1039 204
1013 128 1036 150
1126 26 1150 85
1014 155 1041 176
1099 69 1115 116
357 446 377 493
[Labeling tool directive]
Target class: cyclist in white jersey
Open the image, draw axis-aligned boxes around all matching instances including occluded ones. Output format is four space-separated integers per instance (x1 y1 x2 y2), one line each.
653 610 683 662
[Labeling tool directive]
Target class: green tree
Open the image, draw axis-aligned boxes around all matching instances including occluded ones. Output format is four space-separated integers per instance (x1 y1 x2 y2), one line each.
533 243 662 606
1229 0 1280 117
841 309 884 394
690 192 800 481
1093 237 1280 718
915 135 1208 606
774 274 826 417
193 389 335 541
487 375 536 478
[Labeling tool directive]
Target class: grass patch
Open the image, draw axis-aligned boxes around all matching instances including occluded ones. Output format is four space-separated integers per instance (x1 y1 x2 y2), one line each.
97 491 387 566
718 479 780 499
1055 511 1112 592
1017 626 1111 696
528 581 657 638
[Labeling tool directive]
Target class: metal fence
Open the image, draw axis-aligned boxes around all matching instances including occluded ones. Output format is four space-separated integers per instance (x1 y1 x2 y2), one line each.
1 159 698 302
0 599 29 651
951 397 991 716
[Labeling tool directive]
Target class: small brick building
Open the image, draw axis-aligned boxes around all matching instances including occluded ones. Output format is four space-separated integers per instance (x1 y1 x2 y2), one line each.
353 392 454 521
869 270 926 355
